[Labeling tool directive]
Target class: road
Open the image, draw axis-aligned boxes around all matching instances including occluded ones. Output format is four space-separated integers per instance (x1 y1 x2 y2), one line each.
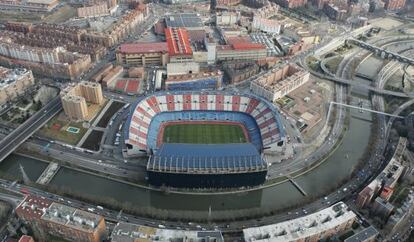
0 97 62 162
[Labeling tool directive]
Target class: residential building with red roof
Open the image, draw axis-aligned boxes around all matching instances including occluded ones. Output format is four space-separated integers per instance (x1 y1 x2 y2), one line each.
16 195 106 242
18 235 35 242
116 42 169 66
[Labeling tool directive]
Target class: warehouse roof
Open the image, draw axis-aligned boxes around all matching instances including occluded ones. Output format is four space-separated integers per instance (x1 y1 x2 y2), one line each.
165 13 203 29
118 42 168 54
165 28 193 56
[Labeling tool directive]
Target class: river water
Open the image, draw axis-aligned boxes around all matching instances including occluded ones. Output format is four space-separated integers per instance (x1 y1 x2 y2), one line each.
0 57 383 213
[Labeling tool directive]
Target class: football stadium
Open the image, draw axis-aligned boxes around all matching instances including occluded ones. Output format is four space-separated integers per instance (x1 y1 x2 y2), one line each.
125 91 286 188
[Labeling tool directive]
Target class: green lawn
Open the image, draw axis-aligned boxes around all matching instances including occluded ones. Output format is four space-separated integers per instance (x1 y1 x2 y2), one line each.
163 123 247 144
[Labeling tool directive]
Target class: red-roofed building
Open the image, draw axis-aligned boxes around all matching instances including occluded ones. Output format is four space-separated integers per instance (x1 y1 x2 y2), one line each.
116 42 169 66
165 28 193 63
16 195 52 222
18 235 35 242
217 38 267 61
16 195 106 242
380 187 394 201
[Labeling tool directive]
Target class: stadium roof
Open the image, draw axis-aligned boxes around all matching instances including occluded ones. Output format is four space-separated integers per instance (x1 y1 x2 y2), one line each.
165 13 203 29
147 143 267 173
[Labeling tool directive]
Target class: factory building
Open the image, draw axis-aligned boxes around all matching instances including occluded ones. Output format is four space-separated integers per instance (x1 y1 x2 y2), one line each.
116 42 169 66
250 63 310 102
165 13 204 31
61 81 104 121
165 28 193 63
16 195 106 242
0 66 34 106
243 202 356 242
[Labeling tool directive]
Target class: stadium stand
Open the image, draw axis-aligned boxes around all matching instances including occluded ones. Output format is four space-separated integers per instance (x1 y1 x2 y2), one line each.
124 91 285 188
125 91 285 155
147 143 267 187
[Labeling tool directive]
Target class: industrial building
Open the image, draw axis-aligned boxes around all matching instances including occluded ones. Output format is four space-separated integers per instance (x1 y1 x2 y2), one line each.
216 38 267 61
164 70 223 90
61 81 104 121
16 195 106 242
250 63 310 102
111 222 224 242
243 202 356 242
116 42 169 66
0 0 59 12
0 67 34 105
165 13 204 30
165 28 194 63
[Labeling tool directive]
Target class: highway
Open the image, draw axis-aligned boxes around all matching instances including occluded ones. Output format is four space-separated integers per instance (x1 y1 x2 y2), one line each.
347 37 414 65
0 96 62 163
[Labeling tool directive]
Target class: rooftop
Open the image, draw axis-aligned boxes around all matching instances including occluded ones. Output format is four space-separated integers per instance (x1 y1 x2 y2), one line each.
41 202 103 232
0 67 32 90
165 28 193 56
243 202 356 242
148 143 266 172
166 70 222 83
111 222 224 242
118 42 168 54
26 0 57 4
253 63 309 92
165 13 203 29
344 226 379 242
16 195 52 219
18 235 34 242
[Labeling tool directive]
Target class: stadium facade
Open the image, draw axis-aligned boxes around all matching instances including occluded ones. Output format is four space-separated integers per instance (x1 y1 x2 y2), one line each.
125 91 286 188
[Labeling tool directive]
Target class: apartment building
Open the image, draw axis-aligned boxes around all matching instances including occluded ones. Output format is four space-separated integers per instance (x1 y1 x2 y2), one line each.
250 63 310 102
0 66 34 105
61 81 103 121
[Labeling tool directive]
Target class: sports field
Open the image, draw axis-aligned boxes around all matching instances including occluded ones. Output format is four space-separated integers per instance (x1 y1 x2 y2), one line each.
162 123 247 144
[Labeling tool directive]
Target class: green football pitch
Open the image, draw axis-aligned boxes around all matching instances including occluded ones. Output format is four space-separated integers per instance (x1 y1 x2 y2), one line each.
162 123 247 144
